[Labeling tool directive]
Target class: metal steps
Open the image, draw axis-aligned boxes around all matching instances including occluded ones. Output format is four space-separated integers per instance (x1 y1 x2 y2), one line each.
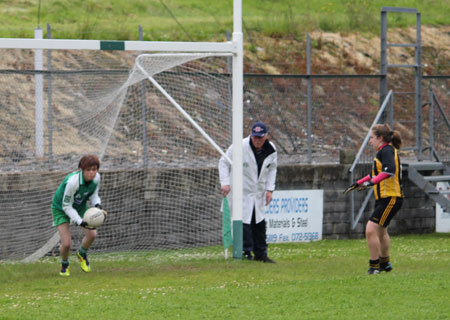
404 160 450 211
424 175 450 182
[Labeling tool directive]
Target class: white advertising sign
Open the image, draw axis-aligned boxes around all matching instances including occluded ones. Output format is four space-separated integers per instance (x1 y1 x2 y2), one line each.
436 182 450 233
265 190 323 243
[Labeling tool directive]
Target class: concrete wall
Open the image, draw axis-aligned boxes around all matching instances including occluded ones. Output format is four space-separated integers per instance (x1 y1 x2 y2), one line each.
0 163 438 260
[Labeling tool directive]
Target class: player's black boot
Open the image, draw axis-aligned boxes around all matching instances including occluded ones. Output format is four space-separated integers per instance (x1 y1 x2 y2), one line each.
367 267 380 275
380 256 393 272
367 259 380 274
380 262 393 272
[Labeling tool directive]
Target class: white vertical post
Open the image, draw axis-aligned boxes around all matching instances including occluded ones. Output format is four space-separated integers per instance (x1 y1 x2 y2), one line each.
34 28 44 158
232 0 243 259
306 33 312 164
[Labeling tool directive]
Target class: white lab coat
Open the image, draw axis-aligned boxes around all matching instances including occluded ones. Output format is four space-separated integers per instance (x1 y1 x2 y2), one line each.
218 136 277 224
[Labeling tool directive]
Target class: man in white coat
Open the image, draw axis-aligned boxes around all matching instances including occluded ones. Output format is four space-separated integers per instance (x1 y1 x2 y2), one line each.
219 122 277 262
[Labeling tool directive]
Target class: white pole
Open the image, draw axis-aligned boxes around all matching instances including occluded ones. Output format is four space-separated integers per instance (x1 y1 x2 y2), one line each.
34 28 44 158
232 0 243 259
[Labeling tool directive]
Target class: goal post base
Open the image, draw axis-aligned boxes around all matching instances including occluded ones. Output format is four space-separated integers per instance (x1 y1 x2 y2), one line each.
232 220 243 259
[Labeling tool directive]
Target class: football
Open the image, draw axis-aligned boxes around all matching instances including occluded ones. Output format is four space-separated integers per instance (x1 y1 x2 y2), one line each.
83 207 106 228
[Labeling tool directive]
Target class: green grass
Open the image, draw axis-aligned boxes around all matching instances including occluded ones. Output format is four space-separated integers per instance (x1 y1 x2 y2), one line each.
1 233 449 319
0 0 448 40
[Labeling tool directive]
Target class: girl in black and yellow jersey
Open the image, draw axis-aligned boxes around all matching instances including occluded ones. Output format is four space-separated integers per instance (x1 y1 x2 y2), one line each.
355 124 403 274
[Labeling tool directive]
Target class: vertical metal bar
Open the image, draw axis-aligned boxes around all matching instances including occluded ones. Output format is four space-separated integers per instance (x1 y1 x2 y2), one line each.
388 91 394 128
138 25 143 40
306 33 312 164
380 10 388 116
352 190 373 230
429 89 434 160
226 30 233 145
350 171 355 228
415 13 423 159
139 25 148 167
47 23 53 165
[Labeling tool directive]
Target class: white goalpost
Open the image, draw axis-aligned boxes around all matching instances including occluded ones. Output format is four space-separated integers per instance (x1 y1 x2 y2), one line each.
0 1 244 262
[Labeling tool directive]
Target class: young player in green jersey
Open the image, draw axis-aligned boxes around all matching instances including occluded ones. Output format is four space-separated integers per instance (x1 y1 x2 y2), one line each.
51 154 105 276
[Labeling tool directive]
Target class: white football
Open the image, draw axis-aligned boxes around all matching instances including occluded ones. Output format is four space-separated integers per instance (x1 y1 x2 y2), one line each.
83 207 106 228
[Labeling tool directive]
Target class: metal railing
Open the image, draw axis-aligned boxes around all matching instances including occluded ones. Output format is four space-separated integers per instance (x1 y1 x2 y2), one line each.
427 89 450 162
349 90 393 230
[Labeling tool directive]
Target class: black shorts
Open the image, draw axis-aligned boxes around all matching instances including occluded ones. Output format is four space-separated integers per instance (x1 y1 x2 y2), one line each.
369 197 403 227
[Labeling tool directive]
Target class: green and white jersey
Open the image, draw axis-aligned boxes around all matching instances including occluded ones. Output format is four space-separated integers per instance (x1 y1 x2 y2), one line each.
52 170 101 225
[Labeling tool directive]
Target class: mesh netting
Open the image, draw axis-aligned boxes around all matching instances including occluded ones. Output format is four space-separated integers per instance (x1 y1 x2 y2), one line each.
0 51 232 261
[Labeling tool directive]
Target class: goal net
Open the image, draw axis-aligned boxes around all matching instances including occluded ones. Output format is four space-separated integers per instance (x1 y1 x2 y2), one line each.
0 50 232 261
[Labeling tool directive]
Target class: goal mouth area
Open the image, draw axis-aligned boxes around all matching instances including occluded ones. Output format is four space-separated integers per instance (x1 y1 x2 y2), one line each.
1 51 234 262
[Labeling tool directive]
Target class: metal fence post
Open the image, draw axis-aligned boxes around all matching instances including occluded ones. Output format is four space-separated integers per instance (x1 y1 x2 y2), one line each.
350 170 355 228
306 33 312 164
380 10 388 122
388 92 394 128
415 12 423 159
428 89 434 160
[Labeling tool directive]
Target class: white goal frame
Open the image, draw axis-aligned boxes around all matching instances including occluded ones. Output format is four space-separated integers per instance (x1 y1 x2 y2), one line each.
0 0 244 260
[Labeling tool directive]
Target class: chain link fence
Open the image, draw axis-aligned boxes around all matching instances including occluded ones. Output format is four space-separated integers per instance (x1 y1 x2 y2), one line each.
0 68 448 170
243 74 449 165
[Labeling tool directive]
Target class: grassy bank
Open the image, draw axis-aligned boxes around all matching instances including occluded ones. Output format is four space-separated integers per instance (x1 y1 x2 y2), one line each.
0 0 448 40
1 234 449 319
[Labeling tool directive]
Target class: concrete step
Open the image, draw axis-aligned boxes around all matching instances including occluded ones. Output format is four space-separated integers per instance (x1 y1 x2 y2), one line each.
407 166 450 211
423 175 450 182
403 160 445 171
427 190 450 195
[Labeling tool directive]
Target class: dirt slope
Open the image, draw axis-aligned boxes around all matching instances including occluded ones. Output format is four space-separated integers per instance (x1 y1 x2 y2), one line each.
244 26 450 75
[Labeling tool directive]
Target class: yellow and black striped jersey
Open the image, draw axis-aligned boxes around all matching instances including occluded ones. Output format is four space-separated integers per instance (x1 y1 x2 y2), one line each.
371 144 403 200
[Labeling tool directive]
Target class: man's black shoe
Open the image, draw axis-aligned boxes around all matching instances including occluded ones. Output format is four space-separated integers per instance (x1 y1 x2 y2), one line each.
255 256 275 263
262 256 276 263
243 251 253 261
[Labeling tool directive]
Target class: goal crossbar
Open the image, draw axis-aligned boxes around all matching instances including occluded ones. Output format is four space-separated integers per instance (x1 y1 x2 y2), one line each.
0 38 236 53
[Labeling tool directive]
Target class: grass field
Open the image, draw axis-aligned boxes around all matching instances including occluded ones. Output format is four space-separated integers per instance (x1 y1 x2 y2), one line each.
1 233 449 319
0 0 448 40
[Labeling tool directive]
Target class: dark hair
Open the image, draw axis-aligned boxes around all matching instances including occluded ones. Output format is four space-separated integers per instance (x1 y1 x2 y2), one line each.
78 154 100 170
372 124 402 149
